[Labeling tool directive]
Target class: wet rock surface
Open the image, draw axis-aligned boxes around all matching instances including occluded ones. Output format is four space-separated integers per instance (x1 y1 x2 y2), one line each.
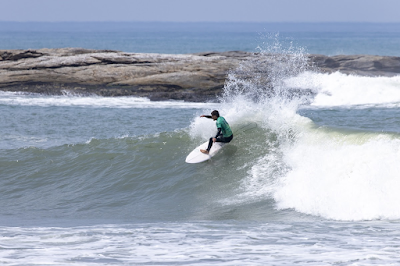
1 48 399 101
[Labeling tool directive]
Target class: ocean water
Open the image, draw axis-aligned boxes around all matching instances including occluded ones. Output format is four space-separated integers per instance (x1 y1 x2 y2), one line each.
2 23 400 265
1 22 400 56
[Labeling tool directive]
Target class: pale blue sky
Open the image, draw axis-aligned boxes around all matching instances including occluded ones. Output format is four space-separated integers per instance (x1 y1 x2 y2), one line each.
1 0 400 23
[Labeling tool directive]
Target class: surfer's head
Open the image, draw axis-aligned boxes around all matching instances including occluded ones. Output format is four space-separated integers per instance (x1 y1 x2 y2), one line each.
211 110 219 120
211 110 219 117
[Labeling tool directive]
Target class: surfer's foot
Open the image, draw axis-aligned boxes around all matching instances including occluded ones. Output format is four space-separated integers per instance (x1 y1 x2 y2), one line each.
200 149 209 154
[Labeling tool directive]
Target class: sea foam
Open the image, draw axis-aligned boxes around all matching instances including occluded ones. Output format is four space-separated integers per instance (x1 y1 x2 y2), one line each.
272 128 400 221
286 72 400 107
0 91 211 109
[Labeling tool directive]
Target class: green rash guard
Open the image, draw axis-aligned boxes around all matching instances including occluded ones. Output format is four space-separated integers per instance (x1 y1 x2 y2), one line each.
215 116 233 138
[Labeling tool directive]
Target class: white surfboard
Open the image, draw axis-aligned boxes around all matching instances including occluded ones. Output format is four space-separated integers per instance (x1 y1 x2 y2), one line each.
185 122 258 164
185 140 225 163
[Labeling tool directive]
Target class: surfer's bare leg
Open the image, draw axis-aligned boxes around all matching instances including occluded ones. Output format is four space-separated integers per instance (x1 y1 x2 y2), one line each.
200 138 215 154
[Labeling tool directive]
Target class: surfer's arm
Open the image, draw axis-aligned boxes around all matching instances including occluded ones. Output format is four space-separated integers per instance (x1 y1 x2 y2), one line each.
214 128 222 138
200 115 212 119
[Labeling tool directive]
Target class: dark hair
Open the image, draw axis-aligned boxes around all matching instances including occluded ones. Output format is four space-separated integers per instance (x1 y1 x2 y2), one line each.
211 110 220 117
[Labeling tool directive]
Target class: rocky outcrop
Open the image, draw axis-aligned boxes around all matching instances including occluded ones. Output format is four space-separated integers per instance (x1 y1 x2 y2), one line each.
0 48 399 101
310 54 400 77
0 48 249 101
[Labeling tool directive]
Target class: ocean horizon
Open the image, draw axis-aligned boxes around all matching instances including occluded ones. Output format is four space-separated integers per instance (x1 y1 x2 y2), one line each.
1 21 400 56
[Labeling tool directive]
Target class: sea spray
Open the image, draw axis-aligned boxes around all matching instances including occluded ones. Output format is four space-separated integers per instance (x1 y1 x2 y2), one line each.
222 33 315 103
189 36 318 207
219 34 315 148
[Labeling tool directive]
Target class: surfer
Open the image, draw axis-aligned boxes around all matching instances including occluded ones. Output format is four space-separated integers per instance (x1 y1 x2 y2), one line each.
200 110 233 154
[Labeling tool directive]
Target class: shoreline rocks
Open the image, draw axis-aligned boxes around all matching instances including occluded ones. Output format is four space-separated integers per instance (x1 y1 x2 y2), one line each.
1 48 399 101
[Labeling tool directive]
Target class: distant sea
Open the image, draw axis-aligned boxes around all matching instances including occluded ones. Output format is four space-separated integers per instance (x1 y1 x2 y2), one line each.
1 22 400 55
2 22 400 265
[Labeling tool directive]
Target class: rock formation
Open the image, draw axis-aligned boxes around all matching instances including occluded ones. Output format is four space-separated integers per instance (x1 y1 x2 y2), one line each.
1 48 399 101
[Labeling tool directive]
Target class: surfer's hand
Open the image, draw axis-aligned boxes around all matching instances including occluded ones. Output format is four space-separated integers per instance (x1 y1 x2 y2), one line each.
212 138 217 142
200 115 205 117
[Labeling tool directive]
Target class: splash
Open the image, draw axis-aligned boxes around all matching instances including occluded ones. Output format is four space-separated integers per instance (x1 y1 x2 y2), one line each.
189 35 313 141
189 35 315 207
222 33 315 104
